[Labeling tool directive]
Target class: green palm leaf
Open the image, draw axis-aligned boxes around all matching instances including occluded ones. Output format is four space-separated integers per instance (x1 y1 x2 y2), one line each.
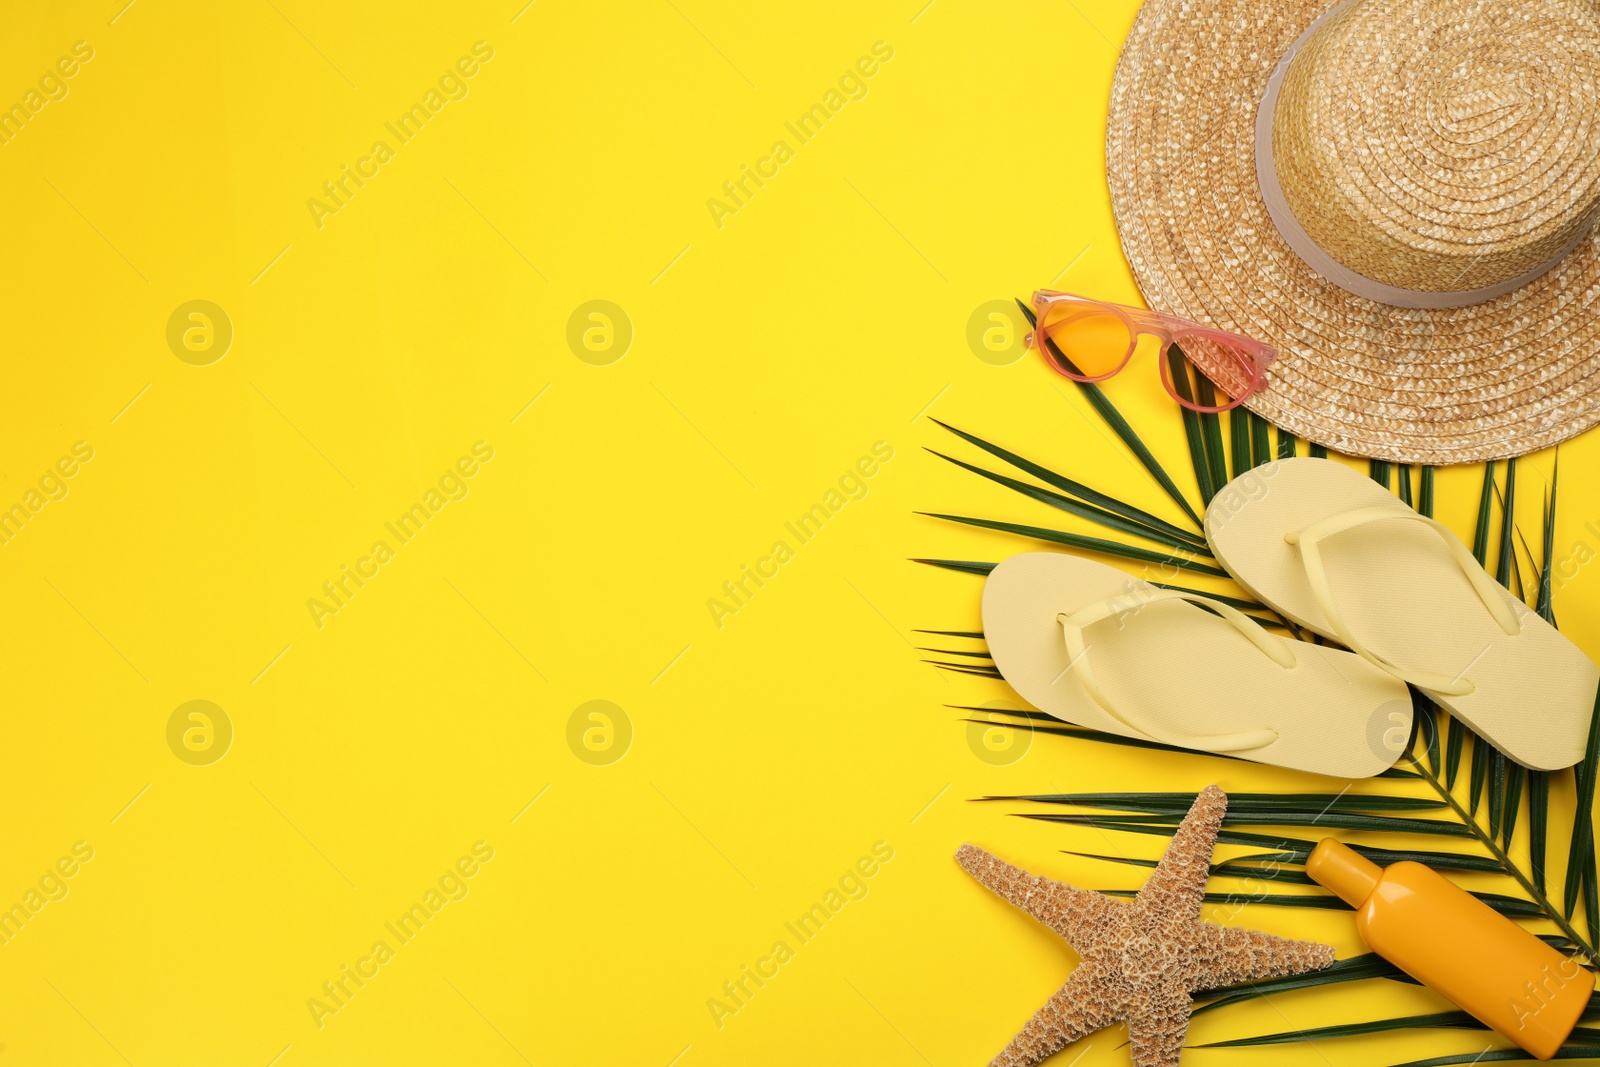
1566 686 1600 923
1446 708 1466 791
1058 824 1499 873
924 448 1208 554
1099 888 1381 910
1381 1047 1600 1066
911 558 996 577
927 661 1001 677
920 327 1600 1064
1490 751 1507 839
1194 377 1229 494
1064 850 1321 883
1194 1010 1483 1047
1420 700 1443 777
1017 810 1472 836
1531 465 1560 893
1193 953 1411 1015
929 420 1205 548
1498 457 1518 585
1541 457 1559 623
1503 763 1525 849
1472 735 1491 816
1016 299 1203 527
1276 424 1296 460
1532 768 1552 895
1147 582 1266 612
1230 406 1251 479
1164 345 1216 505
1487 459 1520 848
992 791 1446 813
917 512 1228 576
946 704 1053 722
1474 461 1497 563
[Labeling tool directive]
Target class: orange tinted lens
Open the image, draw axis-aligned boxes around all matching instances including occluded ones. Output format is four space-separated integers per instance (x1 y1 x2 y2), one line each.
1037 305 1132 379
1163 345 1243 412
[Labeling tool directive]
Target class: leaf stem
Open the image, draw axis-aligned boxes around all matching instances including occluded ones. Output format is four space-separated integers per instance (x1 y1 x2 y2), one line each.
1406 749 1599 966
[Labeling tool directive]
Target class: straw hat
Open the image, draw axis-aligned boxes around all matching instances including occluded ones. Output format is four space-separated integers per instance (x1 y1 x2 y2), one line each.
1106 0 1600 464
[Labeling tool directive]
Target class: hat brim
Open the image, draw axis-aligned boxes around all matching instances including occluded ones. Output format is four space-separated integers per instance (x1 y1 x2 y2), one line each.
1107 0 1600 464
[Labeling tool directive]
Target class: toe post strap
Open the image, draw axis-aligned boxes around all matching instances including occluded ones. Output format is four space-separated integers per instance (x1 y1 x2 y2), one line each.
1285 506 1519 696
1055 588 1281 753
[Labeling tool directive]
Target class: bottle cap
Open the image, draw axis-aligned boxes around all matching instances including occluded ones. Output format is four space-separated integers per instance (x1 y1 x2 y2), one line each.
1306 838 1380 907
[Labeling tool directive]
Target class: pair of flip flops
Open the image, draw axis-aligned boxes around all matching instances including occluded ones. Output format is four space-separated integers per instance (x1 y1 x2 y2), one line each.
983 458 1599 778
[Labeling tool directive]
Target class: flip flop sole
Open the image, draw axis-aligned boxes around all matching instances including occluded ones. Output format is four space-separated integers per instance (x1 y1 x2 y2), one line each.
1205 458 1598 771
981 552 1414 778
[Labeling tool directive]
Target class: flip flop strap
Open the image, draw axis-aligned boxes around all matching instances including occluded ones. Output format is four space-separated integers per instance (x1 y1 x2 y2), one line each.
1286 505 1520 696
1056 588 1285 752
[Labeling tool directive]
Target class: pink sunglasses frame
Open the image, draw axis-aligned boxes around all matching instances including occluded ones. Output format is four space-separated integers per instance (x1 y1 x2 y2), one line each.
1027 290 1277 414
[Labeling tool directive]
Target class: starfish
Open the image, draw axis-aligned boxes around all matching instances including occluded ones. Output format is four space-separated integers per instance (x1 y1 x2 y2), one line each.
956 785 1334 1067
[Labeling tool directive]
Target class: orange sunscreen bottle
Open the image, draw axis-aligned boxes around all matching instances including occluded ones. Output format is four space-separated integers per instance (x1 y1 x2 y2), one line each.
1308 838 1592 1059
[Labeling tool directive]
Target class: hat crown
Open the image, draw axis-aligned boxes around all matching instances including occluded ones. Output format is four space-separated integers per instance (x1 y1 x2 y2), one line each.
1272 0 1600 293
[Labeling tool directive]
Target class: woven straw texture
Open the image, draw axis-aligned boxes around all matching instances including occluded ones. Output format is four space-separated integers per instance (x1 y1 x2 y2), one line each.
1107 0 1600 464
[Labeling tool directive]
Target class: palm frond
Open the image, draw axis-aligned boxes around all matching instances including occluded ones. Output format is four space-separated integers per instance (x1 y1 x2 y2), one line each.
1380 1047 1600 1066
1194 378 1228 493
1194 1009 1483 1048
991 791 1446 813
1446 712 1466 790
1147 582 1266 613
1276 423 1296 459
911 558 995 577
1016 299 1202 527
1203 981 1600 1049
1531 464 1560 893
918 512 1227 576
919 335 1599 1060
1540 452 1560 627
1165 346 1215 505
1251 411 1271 469
928 661 1002 678
1016 809 1472 836
928 420 1204 547
1498 457 1518 585
1192 953 1412 1016
924 448 1207 554
1473 461 1497 563
1229 406 1251 479
1567 687 1600 924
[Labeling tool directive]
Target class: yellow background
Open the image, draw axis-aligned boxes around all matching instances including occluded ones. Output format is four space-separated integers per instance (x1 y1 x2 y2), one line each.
3 1 1597 1064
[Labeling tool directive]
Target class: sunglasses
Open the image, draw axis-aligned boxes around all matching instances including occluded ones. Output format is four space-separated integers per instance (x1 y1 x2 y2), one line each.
1027 290 1276 413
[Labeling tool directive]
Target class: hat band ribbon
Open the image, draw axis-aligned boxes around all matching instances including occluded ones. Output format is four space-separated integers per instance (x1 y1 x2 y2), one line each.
1254 0 1590 310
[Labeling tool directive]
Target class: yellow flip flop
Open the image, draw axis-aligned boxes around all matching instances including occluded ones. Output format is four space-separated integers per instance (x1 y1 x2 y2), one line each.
981 552 1415 778
1205 458 1598 771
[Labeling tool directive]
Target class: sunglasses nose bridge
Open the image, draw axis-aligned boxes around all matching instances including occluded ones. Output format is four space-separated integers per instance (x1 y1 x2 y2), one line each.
1137 325 1172 349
